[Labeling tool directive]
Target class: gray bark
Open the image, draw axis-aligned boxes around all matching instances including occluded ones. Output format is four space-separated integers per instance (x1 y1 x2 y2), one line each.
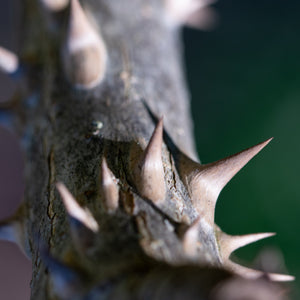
3 0 290 299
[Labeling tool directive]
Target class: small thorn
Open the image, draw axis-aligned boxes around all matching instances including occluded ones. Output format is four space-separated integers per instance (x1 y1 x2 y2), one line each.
135 118 166 204
182 217 201 256
226 261 295 282
181 138 273 225
218 230 275 260
56 182 99 232
62 0 107 89
101 158 119 213
0 46 19 75
40 0 69 12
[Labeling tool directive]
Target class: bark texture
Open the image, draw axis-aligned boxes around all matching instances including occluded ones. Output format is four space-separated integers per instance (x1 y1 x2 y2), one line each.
0 0 292 299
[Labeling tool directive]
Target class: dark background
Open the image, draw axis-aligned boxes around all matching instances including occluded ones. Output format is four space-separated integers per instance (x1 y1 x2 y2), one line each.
0 0 299 299
184 0 300 298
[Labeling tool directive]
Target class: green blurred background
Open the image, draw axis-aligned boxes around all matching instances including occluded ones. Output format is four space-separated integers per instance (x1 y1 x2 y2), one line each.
184 0 300 297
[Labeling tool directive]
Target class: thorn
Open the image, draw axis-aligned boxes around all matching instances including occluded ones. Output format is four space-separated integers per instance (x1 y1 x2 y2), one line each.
62 0 107 89
0 46 19 75
165 0 217 29
226 261 295 282
211 276 291 300
217 230 275 260
184 6 218 30
56 183 99 252
182 217 201 256
101 158 119 213
254 247 288 275
135 118 166 204
181 138 273 225
56 182 99 232
40 0 69 12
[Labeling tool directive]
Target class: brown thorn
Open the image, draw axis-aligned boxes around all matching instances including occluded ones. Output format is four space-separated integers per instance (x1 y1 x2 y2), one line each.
56 182 99 232
62 0 107 89
181 138 273 226
218 230 275 260
135 117 166 204
101 158 119 213
165 0 217 28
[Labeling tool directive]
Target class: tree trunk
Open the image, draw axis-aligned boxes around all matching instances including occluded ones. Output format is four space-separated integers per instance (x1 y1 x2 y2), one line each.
0 0 293 299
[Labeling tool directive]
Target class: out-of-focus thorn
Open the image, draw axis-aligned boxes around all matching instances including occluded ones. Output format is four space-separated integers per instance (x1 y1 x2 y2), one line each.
62 0 107 89
101 158 119 213
226 261 295 282
185 6 218 30
134 118 166 204
56 182 99 232
0 46 19 75
217 230 275 260
40 0 69 12
180 138 273 226
254 247 288 274
211 276 289 300
165 0 217 30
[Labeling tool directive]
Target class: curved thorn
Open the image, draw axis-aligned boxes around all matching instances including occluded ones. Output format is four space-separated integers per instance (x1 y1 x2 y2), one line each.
62 0 107 89
0 46 19 74
135 117 165 204
226 261 295 282
218 231 275 260
181 138 273 225
56 182 99 232
101 158 119 213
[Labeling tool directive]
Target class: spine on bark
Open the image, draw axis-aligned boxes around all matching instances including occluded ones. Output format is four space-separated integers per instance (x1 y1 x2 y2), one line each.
0 0 294 299
62 0 107 89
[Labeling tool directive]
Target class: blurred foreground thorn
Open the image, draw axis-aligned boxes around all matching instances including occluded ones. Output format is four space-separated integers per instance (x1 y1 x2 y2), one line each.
40 0 69 12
